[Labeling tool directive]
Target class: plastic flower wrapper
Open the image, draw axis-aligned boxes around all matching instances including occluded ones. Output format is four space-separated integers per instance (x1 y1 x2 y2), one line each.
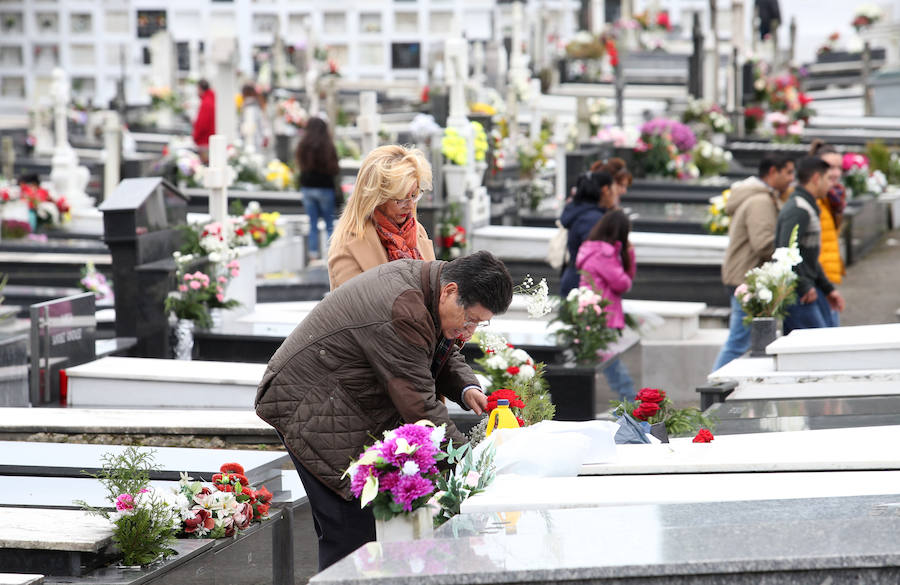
737 225 801 325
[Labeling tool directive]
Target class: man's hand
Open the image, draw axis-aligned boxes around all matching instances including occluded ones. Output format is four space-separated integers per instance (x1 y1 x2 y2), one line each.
799 288 818 304
827 290 845 312
463 388 488 415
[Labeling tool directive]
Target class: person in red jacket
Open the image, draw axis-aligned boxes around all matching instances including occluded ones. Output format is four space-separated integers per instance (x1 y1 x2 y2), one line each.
192 79 215 162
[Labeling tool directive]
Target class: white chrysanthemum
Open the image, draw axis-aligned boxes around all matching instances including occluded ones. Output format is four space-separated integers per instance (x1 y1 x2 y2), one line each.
430 425 446 447
516 364 536 380
510 349 531 364
401 461 420 476
485 355 508 370
757 287 773 303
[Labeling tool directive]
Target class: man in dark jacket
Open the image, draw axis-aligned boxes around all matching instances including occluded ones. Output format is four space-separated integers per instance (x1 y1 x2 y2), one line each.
255 251 513 570
775 156 845 334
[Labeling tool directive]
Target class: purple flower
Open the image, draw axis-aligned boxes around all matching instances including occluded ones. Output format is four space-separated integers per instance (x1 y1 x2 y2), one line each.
391 475 434 511
639 118 697 152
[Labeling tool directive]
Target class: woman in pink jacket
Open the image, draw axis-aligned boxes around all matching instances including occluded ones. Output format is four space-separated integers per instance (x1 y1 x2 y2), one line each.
575 209 636 401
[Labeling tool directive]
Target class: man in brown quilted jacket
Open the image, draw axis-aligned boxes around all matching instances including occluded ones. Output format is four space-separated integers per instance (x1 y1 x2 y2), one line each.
255 250 513 570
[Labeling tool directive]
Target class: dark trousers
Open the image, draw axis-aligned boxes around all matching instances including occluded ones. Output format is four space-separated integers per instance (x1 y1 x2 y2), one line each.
284 446 375 572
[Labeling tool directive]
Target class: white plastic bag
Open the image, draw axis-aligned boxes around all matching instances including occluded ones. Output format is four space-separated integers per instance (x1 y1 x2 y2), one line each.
545 220 569 270
475 420 620 477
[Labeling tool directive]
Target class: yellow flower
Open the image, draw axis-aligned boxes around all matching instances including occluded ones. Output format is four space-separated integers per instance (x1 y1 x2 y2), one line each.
469 102 496 116
441 128 468 166
235 94 244 110
471 121 488 162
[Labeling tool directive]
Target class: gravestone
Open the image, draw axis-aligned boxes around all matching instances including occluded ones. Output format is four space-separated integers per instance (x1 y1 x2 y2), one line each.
28 292 96 405
0 307 28 407
98 177 188 357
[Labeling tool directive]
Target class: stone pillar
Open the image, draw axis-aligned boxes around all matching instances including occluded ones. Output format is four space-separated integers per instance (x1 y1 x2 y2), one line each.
102 111 121 202
211 35 239 146
708 0 720 105
205 135 230 224
727 0 745 112
358 91 380 158
590 0 606 35
689 12 705 99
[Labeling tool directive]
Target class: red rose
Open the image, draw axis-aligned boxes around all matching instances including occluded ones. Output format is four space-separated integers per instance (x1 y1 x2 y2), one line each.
632 402 660 421
798 92 813 106
635 388 666 403
183 509 215 534
235 228 245 236
506 365 520 376
693 429 714 443
221 462 245 474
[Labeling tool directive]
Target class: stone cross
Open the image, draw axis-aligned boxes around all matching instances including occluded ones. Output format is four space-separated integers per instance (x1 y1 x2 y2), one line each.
49 68 91 209
204 134 229 224
211 34 239 146
444 28 469 130
102 111 121 202
358 91 380 157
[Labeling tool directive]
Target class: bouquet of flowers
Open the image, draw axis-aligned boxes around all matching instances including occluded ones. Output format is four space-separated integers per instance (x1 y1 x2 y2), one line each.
634 10 672 32
516 274 554 319
736 225 801 325
148 86 183 114
276 98 308 129
264 160 294 191
681 98 733 138
842 152 871 197
553 285 619 364
441 127 468 166
764 112 804 144
470 121 488 163
704 189 730 235
0 181 70 229
692 140 733 177
852 4 882 32
76 447 179 567
346 421 449 519
167 462 273 539
80 262 114 304
748 61 815 139
436 202 466 260
238 201 283 248
743 106 766 135
179 218 253 265
635 118 698 179
165 255 241 328
475 333 538 391
612 387 715 437
817 32 841 57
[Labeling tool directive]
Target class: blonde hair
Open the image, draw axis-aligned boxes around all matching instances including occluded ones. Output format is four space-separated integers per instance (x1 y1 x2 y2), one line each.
329 145 433 251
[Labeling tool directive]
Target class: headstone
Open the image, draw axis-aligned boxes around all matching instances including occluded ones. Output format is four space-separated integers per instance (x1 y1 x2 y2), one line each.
98 177 189 357
49 68 92 210
0 308 28 407
149 30 177 128
29 292 96 405
358 91 379 158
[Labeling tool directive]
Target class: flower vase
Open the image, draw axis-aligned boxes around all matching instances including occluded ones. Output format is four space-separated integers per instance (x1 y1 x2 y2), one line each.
173 319 195 360
443 166 467 202
749 317 778 357
374 507 433 543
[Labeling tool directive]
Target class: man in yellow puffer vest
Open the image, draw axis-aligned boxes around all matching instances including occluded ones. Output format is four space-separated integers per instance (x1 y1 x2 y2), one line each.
809 141 846 327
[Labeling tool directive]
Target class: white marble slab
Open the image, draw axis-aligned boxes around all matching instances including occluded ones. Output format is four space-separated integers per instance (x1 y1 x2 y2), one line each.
768 324 900 371
0 407 274 436
708 356 900 400
0 476 181 510
0 574 44 585
65 357 266 409
461 470 900 513
0 508 113 551
580 425 900 475
470 225 727 265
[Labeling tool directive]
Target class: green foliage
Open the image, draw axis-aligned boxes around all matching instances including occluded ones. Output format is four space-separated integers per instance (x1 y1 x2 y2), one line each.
75 447 178 567
517 362 556 426
433 442 496 528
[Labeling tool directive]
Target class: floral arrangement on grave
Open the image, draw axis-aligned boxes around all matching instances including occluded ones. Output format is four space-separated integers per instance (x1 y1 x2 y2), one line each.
441 127 468 166
178 218 254 265
749 62 815 142
471 121 488 164
764 112 804 144
154 139 203 188
743 106 766 135
75 447 179 566
148 86 184 114
841 152 887 197
167 462 273 538
164 255 240 329
265 160 293 190
635 118 699 180
565 31 607 59
233 200 284 249
735 225 801 325
612 387 716 437
852 3 882 32
704 189 730 235
865 141 900 186
469 102 497 117
552 285 619 365
692 140 733 177
490 126 507 175
516 126 554 181
276 97 308 129
0 181 70 231
681 98 733 139
522 177 556 212
346 421 458 521
80 262 114 304
436 203 466 260
594 125 638 148
816 32 841 58
634 10 672 32
431 440 496 528
585 98 611 136
409 113 442 148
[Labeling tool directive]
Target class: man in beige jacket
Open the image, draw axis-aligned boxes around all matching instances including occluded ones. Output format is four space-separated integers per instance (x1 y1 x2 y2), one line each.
712 156 795 371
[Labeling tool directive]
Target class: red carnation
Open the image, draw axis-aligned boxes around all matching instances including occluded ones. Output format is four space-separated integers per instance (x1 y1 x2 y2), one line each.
693 429 714 443
515 416 525 427
798 92 813 106
221 462 246 474
486 388 525 412
632 401 660 421
635 388 666 403
506 365 520 376
256 485 273 504
255 502 270 519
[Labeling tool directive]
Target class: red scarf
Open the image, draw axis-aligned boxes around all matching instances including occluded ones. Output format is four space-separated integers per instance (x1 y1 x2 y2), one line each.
373 209 423 261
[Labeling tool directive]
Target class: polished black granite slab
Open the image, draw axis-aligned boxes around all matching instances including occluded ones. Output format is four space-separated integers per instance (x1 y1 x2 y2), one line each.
707 395 900 435
313 494 900 584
